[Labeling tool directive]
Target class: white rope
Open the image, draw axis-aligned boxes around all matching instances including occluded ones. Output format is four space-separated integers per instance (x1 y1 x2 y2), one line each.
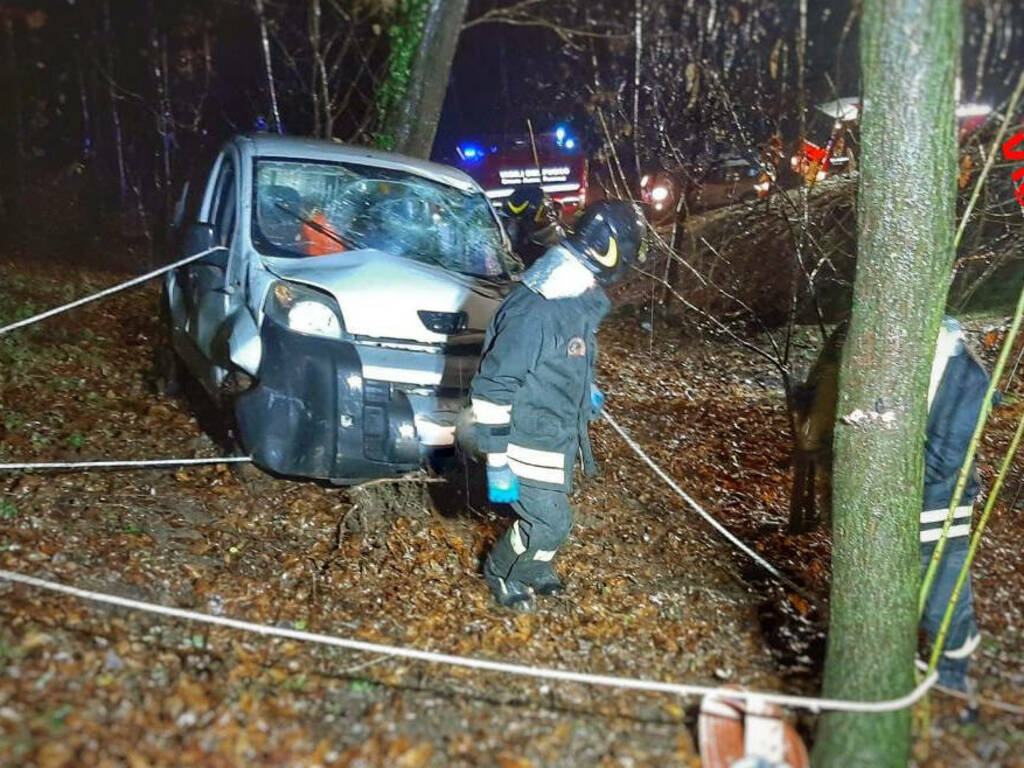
0 245 242 475
0 456 251 472
0 246 228 336
0 244 943 716
914 659 1024 715
602 410 805 595
934 685 1024 716
0 568 936 714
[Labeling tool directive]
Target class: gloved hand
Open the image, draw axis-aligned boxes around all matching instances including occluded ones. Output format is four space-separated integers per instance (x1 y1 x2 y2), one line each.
590 383 605 420
486 456 520 503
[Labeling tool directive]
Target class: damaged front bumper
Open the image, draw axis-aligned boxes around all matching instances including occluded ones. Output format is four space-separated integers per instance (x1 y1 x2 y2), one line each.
234 317 421 483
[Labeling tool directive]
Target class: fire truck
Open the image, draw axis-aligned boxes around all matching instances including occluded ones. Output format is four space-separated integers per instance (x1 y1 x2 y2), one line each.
444 125 588 217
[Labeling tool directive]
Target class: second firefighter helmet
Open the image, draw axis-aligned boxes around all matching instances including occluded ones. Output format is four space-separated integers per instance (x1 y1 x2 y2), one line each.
503 185 551 224
566 200 647 286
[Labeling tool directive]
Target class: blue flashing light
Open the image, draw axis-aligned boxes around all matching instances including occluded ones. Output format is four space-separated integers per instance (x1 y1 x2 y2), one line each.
457 143 485 162
555 125 567 142
564 138 576 150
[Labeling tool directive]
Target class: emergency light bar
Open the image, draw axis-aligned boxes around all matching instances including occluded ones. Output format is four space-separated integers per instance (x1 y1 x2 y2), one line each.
457 143 486 162
554 124 577 151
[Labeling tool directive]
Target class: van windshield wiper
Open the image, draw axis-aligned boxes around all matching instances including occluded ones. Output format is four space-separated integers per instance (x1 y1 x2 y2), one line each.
274 203 355 251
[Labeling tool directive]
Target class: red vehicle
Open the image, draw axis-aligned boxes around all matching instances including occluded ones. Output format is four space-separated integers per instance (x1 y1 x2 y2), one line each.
789 98 859 184
791 97 991 184
445 126 588 217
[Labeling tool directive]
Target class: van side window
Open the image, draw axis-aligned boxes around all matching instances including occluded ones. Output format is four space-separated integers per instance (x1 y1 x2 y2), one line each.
211 161 237 247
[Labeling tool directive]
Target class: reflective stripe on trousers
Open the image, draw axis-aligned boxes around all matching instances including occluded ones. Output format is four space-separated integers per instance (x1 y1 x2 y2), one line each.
920 537 980 690
919 505 973 543
485 485 572 586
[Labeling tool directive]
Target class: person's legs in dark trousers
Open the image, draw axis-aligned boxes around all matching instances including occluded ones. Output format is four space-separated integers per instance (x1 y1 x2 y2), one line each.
485 485 573 605
920 538 980 692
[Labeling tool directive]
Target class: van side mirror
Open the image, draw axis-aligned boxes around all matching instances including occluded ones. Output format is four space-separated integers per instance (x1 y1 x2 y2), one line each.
184 222 216 255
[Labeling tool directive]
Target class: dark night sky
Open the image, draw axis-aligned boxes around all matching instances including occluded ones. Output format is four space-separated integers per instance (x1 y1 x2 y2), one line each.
2 0 1021 230
435 0 1024 160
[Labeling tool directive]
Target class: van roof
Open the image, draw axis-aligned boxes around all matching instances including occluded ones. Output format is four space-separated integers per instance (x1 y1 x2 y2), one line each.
234 134 481 192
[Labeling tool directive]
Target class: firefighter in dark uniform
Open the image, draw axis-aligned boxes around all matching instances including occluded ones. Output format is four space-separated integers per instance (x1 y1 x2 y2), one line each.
501 185 562 268
921 317 990 703
789 317 989 712
470 200 647 608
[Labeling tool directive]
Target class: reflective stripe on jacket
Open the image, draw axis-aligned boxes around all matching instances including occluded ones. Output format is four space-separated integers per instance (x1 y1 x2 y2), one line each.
470 283 609 491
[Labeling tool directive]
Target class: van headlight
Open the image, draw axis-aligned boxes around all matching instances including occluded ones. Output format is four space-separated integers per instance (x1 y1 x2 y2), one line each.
265 281 344 340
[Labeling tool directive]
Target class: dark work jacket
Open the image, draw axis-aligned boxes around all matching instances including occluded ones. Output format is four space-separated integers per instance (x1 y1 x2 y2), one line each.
505 218 560 268
923 351 990 511
470 282 610 492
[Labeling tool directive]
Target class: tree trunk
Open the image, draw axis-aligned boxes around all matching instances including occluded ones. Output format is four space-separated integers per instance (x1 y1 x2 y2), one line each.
77 53 92 160
812 0 960 765
380 0 468 158
255 0 282 133
308 0 321 137
3 16 24 209
103 0 127 203
632 0 642 178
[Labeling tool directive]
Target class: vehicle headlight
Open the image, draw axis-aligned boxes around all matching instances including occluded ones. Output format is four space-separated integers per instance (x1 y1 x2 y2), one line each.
265 281 344 340
651 185 670 202
815 169 827 182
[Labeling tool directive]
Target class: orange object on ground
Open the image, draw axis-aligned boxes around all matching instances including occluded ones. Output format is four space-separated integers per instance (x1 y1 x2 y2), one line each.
301 211 344 257
698 686 810 768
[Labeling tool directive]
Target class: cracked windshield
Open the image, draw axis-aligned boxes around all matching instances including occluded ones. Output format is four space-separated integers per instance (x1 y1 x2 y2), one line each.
252 159 513 279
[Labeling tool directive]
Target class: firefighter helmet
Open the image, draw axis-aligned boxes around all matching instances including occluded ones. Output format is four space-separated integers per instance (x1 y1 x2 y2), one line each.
503 185 550 224
566 200 647 286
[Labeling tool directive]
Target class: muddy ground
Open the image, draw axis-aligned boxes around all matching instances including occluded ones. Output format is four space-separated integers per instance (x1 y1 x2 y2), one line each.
1 257 1022 767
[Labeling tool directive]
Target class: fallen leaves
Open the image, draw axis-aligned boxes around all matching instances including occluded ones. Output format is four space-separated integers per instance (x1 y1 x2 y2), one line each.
788 593 811 617
496 753 534 768
394 740 435 768
2 259 1021 765
35 741 75 768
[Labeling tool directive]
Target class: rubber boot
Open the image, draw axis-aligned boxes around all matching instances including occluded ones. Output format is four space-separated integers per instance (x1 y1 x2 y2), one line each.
483 569 533 609
483 529 533 610
956 678 980 724
526 561 565 596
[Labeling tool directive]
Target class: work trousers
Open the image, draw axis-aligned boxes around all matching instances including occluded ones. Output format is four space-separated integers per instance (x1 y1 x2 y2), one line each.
485 484 572 587
920 537 980 691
